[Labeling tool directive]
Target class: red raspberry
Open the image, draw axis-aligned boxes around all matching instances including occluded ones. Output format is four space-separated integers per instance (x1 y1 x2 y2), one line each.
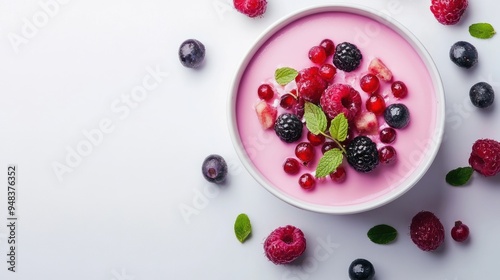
320 83 362 122
468 139 500 177
430 0 468 25
263 225 307 265
410 211 445 251
233 0 267 18
295 67 328 104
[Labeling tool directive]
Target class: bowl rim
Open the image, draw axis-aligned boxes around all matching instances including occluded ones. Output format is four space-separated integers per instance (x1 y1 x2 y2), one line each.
227 3 446 214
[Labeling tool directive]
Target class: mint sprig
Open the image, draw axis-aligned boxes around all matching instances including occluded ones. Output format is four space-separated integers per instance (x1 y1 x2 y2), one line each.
446 167 474 186
304 102 327 135
316 149 343 178
367 224 398 245
469 23 496 39
275 67 298 86
234 213 252 243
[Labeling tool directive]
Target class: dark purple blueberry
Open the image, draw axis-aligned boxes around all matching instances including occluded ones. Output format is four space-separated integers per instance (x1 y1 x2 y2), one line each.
349 258 375 280
202 154 227 183
179 39 205 68
470 82 494 108
449 41 478 69
384 103 410 129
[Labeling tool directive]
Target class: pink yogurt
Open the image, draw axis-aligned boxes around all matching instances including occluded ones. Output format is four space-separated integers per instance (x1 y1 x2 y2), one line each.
234 9 438 209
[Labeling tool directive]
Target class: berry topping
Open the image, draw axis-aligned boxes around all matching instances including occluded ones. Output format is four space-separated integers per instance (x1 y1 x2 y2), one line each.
359 74 380 94
348 258 375 280
330 166 346 183
384 103 410 129
430 0 468 25
233 0 267 18
450 41 478 69
201 154 228 183
295 67 328 104
333 42 362 72
379 127 397 144
354 111 379 135
257 84 275 101
295 142 315 165
293 97 306 119
263 225 307 265
255 100 277 129
178 39 205 68
283 158 301 175
451 221 470 242
368 58 393 82
346 136 379 173
320 39 335 57
322 141 339 154
320 84 362 122
410 211 445 251
378 146 397 164
468 139 500 177
307 131 325 146
280 94 297 110
274 113 303 143
470 82 495 108
298 173 316 190
365 94 386 116
391 81 408 98
308 46 327 64
319 63 337 82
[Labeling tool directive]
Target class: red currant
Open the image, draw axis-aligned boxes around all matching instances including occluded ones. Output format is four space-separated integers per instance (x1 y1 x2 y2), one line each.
280 94 297 109
298 173 315 190
321 141 339 154
391 81 408 98
379 127 396 144
293 97 305 119
366 94 386 115
379 146 397 164
319 39 335 57
330 166 346 183
360 74 380 94
319 64 337 82
295 142 315 165
307 132 325 146
451 221 469 242
283 158 301 175
257 84 274 101
308 46 327 64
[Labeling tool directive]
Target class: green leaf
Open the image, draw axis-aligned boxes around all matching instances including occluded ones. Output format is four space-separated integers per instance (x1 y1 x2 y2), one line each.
234 213 252 243
329 113 349 142
304 102 328 135
469 23 496 39
446 167 474 186
315 149 343 178
367 224 398 245
275 67 298 86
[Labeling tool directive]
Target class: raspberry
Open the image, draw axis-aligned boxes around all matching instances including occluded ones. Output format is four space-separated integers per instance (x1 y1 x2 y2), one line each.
333 42 362 72
295 67 328 104
233 0 267 18
468 139 500 177
263 225 307 265
410 211 445 251
274 113 303 143
346 136 379 173
320 84 362 122
430 0 468 25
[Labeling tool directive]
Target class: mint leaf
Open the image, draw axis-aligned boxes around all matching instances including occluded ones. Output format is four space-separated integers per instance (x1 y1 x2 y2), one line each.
315 149 343 178
304 102 328 135
469 23 496 39
234 213 252 243
329 113 349 141
446 167 474 186
275 67 298 86
367 224 397 245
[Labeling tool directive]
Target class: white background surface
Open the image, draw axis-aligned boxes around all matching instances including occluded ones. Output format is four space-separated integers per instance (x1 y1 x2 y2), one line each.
0 0 499 279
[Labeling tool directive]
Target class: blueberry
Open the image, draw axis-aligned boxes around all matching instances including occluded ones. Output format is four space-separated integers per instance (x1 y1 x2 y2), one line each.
450 41 478 69
470 82 494 108
202 154 227 183
349 259 375 280
179 39 205 68
384 103 410 129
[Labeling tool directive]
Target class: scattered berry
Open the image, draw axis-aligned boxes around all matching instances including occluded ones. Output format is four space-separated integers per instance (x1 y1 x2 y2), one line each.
346 136 379 173
410 211 445 251
274 113 303 143
384 103 410 129
293 97 306 119
255 100 277 129
333 42 362 72
451 221 470 242
283 158 301 175
378 146 397 164
379 127 397 144
365 94 386 115
308 46 327 64
201 154 228 183
450 41 478 69
391 81 408 98
280 94 297 110
320 39 335 57
263 225 307 265
320 84 362 121
257 84 274 100
319 63 337 82
468 139 500 177
348 258 375 280
233 0 267 18
470 82 495 108
354 111 379 135
330 166 346 183
295 67 328 104
368 58 393 82
178 39 205 68
360 74 380 94
307 131 325 146
430 0 468 25
322 141 339 154
299 173 316 190
295 142 315 165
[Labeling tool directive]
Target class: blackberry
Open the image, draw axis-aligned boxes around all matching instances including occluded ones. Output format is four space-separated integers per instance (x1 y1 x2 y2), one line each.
449 41 478 69
274 113 303 143
346 136 379 173
333 42 362 72
349 258 375 280
179 39 205 68
470 82 494 108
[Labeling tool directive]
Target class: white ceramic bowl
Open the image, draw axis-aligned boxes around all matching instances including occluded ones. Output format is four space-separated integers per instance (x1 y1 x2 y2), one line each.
228 4 445 214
